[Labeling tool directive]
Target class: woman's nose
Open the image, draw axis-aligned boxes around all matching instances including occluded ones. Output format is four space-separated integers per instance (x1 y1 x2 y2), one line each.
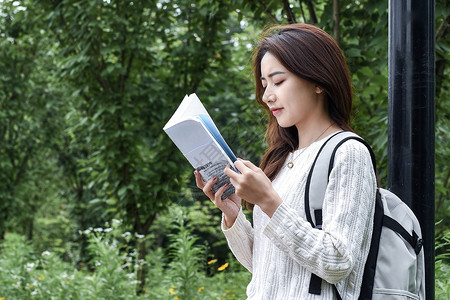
262 89 276 103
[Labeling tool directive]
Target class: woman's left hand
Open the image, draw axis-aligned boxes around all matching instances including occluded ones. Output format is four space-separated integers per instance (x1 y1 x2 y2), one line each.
224 158 283 217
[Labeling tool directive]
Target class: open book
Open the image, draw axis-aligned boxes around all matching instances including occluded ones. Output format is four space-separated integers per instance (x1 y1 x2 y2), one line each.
163 93 237 199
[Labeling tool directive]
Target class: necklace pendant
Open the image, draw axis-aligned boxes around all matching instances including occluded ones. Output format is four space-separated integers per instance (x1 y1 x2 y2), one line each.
287 161 294 168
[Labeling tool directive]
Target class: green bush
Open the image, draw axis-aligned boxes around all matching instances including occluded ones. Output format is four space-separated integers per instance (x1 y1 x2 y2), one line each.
1 206 449 299
0 233 37 299
0 206 250 299
436 228 450 299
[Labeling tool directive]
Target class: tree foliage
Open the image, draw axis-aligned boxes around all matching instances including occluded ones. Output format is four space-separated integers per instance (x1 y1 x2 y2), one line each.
0 0 448 295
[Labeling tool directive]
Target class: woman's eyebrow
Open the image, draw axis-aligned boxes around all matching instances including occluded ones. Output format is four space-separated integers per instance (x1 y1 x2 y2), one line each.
260 71 286 81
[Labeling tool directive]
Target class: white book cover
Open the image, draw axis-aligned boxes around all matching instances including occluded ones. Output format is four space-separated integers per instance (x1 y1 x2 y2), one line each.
163 93 237 199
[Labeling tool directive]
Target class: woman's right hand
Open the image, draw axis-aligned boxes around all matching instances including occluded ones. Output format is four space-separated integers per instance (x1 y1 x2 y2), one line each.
194 170 242 228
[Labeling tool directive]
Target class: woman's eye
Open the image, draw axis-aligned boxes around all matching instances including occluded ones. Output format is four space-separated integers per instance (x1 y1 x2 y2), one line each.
274 80 284 86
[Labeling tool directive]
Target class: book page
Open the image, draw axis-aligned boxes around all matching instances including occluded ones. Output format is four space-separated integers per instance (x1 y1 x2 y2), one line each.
163 94 237 199
164 119 212 154
185 143 235 200
163 94 211 130
164 118 236 199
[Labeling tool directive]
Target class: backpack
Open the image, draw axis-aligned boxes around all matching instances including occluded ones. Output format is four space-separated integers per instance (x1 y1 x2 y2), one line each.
305 131 425 300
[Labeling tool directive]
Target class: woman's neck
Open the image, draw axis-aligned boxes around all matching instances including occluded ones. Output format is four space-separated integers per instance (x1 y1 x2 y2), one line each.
296 117 340 149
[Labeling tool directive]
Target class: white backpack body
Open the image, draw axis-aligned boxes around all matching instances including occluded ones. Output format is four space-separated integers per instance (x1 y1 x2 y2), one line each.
305 131 425 299
371 188 425 299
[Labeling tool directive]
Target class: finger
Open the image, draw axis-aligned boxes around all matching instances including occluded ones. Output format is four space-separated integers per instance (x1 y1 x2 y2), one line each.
214 183 229 202
224 164 240 179
228 177 238 193
194 170 205 189
237 158 260 172
202 176 218 199
233 160 251 174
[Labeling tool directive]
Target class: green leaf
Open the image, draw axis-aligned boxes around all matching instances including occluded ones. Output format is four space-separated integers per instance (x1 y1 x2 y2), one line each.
346 48 361 57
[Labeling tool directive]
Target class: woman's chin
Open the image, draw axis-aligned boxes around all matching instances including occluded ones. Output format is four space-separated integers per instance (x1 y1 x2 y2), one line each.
276 119 295 128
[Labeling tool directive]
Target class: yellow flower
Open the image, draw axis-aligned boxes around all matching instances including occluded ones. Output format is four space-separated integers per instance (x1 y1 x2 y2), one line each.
221 290 229 299
38 274 45 281
217 262 229 271
175 297 180 300
169 287 177 295
0 297 6 300
207 259 217 265
198 286 205 292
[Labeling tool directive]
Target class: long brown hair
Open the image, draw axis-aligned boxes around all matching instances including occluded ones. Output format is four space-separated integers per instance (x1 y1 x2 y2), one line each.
253 24 353 182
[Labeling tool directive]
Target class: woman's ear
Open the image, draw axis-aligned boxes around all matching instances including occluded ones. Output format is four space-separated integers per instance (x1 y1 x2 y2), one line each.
315 85 324 94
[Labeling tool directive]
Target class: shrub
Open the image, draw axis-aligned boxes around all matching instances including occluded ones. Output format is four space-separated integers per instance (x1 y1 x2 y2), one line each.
435 228 450 299
0 206 251 299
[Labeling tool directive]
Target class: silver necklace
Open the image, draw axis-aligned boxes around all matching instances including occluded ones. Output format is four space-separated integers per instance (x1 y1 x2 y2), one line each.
286 123 335 169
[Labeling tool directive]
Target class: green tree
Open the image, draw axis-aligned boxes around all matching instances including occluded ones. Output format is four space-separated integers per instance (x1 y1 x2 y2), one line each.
0 0 448 296
28 0 251 291
435 0 450 235
0 0 65 241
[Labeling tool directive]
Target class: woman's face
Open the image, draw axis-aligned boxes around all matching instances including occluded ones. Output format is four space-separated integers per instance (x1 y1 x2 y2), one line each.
260 52 324 129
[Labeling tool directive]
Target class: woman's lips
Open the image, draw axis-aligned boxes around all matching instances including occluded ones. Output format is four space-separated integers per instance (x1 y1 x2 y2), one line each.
270 107 283 115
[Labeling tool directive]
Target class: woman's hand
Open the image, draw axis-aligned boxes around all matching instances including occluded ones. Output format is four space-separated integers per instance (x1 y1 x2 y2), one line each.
224 159 282 217
194 170 242 227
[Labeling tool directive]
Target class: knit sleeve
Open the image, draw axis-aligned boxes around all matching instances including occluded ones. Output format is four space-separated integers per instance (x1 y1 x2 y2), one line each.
263 140 376 284
222 208 254 272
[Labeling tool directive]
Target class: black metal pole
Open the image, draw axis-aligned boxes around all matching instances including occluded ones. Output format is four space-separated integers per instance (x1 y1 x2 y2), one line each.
388 0 435 299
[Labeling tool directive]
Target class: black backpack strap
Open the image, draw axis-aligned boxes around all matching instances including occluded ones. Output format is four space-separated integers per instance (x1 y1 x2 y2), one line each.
308 273 322 295
305 132 378 297
327 136 377 178
333 285 343 300
326 135 380 300
358 191 383 300
304 131 359 226
383 215 423 255
305 131 365 296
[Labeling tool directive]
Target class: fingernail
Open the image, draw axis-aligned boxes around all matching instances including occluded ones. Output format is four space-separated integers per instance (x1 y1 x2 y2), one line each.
213 176 218 181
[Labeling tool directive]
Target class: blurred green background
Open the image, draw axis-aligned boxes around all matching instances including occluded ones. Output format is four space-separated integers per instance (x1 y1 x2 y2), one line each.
0 0 448 298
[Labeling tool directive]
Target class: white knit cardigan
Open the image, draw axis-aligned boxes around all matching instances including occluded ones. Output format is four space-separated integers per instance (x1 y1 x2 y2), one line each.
222 134 377 299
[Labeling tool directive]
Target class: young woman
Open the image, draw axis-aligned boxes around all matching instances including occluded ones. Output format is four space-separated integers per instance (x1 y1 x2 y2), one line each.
195 24 376 299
